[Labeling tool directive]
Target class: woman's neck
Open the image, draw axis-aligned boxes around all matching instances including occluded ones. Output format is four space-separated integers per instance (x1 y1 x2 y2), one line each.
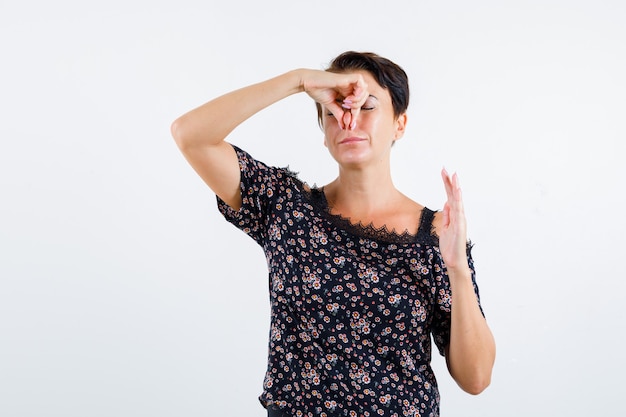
324 165 401 218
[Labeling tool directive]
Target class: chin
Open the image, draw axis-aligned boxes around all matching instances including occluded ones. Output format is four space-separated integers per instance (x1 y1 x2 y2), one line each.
334 154 373 169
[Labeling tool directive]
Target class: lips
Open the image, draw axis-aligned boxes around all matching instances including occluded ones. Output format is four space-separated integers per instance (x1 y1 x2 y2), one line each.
339 136 366 144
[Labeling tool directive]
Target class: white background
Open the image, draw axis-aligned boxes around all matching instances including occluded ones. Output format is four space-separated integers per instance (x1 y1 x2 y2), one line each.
1 0 625 416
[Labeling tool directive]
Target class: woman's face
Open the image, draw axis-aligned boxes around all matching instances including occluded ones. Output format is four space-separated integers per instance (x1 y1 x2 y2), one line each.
321 70 407 169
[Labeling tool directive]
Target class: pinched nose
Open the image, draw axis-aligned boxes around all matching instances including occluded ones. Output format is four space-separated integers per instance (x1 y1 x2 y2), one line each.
342 110 357 130
342 111 351 128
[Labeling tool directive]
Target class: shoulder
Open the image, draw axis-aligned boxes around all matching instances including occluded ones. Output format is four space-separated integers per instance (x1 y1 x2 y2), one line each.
231 144 301 184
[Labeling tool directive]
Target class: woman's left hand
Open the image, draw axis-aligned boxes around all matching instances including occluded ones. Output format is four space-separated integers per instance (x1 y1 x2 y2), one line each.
439 168 496 394
438 168 470 273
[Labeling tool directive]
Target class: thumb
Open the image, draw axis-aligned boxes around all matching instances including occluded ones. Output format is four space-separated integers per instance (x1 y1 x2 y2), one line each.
442 202 450 228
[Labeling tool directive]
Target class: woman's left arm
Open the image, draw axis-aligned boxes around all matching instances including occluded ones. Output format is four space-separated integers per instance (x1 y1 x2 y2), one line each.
437 168 496 395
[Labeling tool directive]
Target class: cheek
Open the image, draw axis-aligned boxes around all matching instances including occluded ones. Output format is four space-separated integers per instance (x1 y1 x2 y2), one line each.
322 120 339 143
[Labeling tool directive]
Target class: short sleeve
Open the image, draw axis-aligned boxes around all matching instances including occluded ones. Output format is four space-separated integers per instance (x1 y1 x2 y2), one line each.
216 145 281 245
431 243 484 356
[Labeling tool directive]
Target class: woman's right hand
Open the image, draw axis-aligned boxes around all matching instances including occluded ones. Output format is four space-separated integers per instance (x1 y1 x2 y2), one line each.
171 68 368 209
299 69 369 130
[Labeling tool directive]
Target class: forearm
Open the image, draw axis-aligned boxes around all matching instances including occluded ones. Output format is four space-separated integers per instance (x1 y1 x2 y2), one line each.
446 266 496 395
171 69 305 150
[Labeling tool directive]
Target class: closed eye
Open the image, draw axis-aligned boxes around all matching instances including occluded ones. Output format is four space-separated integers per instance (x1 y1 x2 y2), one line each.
361 96 378 111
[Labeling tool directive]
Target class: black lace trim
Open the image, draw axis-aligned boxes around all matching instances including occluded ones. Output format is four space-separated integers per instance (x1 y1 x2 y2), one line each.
418 206 440 245
304 187 438 245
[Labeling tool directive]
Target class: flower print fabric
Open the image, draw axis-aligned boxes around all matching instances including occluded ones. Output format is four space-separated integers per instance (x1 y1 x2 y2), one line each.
217 145 484 417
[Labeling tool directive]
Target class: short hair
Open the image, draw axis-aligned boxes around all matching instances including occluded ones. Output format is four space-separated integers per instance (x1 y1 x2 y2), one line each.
316 51 410 127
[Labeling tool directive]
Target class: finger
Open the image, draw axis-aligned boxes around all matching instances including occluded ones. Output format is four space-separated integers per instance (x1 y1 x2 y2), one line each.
451 173 465 209
345 87 367 108
348 106 360 130
325 102 346 129
339 73 366 97
441 167 454 201
341 98 362 130
441 169 466 221
342 111 352 131
442 201 450 227
352 74 368 101
344 76 368 130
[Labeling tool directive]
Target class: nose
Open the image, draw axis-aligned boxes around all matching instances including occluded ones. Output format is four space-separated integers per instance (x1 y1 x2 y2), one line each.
342 110 356 130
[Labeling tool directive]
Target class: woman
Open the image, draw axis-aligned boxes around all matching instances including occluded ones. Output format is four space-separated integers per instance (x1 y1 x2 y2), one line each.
171 51 495 417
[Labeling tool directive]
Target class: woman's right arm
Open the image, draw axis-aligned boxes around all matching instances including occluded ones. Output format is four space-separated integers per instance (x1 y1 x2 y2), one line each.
171 69 368 210
171 70 304 210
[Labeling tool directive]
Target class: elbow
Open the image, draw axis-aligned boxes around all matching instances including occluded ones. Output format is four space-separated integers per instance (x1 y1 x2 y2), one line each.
448 351 495 395
454 356 495 395
170 115 220 153
459 374 492 395
171 116 204 156
448 331 496 395
170 117 188 150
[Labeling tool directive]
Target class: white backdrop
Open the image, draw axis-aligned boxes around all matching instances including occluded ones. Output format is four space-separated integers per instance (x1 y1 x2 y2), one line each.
1 1 625 416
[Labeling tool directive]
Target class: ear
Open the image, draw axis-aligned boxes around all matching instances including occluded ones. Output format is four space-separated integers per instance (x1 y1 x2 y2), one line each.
393 113 408 140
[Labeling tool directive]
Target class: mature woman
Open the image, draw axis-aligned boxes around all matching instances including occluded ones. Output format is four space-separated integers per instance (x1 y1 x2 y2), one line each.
171 51 495 417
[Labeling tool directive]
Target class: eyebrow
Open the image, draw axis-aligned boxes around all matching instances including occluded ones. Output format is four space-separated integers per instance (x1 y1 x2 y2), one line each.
333 94 379 103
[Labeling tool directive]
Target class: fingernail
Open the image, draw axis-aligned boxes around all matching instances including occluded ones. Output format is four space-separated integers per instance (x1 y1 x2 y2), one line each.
338 120 344 130
343 99 353 104
350 121 356 130
341 103 351 109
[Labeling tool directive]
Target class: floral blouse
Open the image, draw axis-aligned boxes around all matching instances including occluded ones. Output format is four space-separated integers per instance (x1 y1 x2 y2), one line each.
217 146 483 417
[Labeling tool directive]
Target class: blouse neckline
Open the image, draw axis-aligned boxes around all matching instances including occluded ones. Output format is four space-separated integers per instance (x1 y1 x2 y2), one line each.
306 186 437 245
